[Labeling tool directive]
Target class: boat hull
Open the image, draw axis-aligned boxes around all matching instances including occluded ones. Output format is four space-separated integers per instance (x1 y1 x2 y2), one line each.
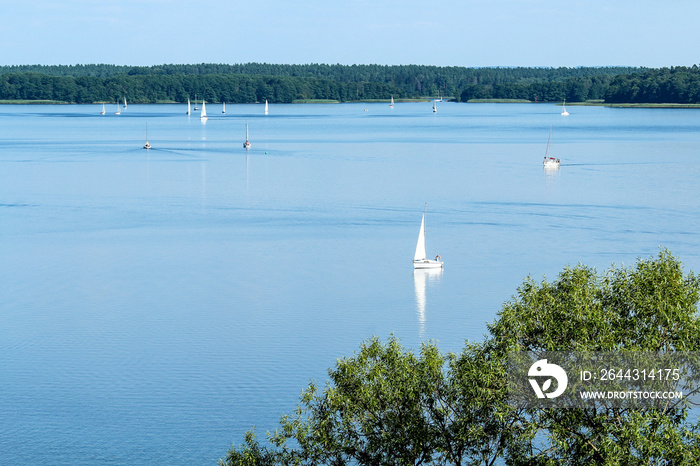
413 259 443 269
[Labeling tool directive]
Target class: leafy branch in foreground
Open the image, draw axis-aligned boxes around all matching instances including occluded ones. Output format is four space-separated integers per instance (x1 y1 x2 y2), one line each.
220 249 700 465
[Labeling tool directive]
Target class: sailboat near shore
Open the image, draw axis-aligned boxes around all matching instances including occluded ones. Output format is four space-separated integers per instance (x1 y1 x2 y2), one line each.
561 99 569 116
413 204 443 269
200 99 208 121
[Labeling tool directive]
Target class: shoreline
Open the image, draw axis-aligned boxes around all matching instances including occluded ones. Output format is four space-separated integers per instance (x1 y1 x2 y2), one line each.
3 99 700 108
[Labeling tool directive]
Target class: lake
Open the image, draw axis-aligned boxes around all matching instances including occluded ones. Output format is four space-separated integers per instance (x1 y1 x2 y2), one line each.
2 102 700 464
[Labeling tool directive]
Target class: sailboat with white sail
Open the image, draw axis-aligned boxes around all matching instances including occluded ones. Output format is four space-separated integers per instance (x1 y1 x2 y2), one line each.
413 204 443 269
143 123 151 149
123 97 127 109
243 121 251 149
561 99 569 116
100 103 105 115
543 126 560 169
115 102 121 115
222 102 226 114
187 98 191 115
200 99 208 121
390 95 394 108
433 100 437 113
264 99 269 115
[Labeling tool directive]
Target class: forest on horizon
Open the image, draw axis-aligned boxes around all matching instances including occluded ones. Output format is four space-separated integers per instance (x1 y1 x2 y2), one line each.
0 63 698 104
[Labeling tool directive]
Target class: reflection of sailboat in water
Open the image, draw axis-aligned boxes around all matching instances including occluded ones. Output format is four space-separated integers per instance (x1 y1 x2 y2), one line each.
413 268 442 337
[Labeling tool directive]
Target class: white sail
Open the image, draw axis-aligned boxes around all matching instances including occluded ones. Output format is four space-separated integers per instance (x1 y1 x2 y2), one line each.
414 213 427 261
265 99 269 115
100 103 105 115
187 98 191 115
222 102 226 114
390 95 394 108
244 121 251 149
123 97 127 109
200 100 208 120
561 99 569 116
433 100 437 113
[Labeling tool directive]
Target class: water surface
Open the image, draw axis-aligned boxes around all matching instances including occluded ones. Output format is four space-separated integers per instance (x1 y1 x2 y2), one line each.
2 102 700 464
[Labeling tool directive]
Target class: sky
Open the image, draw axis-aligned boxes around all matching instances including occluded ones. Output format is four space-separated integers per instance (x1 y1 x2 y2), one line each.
2 0 698 68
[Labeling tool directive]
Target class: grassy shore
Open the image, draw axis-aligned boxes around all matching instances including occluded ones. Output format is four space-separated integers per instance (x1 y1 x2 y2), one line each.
0 99 70 104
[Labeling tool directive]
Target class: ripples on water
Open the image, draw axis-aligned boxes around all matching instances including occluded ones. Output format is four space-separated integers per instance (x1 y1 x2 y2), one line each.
2 103 700 464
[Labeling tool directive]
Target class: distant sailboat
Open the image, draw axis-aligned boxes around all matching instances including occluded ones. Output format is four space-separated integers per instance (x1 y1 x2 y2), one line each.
243 121 251 149
115 102 121 115
143 123 151 149
222 102 226 114
561 99 569 116
432 100 437 113
100 103 105 115
187 98 191 115
123 97 127 109
264 99 269 115
390 95 394 108
200 99 208 121
413 204 443 269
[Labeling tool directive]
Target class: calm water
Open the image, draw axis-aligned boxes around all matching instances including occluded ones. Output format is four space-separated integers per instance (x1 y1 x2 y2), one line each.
2 102 700 464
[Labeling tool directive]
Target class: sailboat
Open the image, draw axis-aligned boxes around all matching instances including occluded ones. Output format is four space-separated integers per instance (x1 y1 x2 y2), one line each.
115 102 121 115
123 97 127 109
222 102 226 114
390 95 394 108
264 99 269 115
243 121 251 149
200 99 208 121
100 103 105 115
143 123 151 149
187 98 191 115
543 126 560 169
194 94 199 111
432 100 437 113
561 99 569 116
413 204 443 269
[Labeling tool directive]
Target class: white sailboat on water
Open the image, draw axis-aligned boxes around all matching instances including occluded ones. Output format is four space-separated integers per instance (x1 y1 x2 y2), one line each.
123 97 127 109
413 204 443 269
115 102 121 115
543 126 560 169
390 95 394 108
561 99 569 116
100 103 105 115
143 123 151 149
243 121 251 149
200 99 208 121
433 99 437 113
222 102 226 114
187 98 191 115
264 99 269 115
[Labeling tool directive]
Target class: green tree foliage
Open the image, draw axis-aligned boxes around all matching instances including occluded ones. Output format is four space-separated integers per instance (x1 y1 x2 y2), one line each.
220 250 700 465
0 63 641 103
605 66 700 104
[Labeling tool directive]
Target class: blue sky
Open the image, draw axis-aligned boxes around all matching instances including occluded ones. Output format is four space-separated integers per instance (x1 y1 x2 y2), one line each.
3 0 698 67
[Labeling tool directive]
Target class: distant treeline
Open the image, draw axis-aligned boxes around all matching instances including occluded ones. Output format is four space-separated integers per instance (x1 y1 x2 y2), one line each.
0 63 697 104
461 66 700 104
